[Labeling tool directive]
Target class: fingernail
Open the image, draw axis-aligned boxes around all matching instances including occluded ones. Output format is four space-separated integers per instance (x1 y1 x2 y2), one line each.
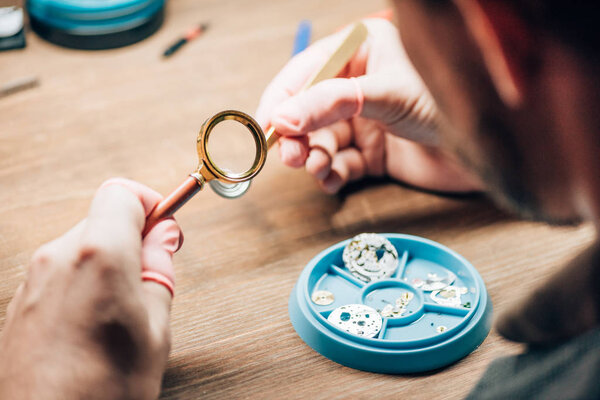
280 141 307 168
306 150 331 181
159 221 182 254
322 172 343 194
176 228 184 251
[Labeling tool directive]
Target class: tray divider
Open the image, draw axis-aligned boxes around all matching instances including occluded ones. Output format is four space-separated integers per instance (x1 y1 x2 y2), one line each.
393 250 409 279
329 264 366 287
318 308 336 318
377 318 389 339
424 302 470 317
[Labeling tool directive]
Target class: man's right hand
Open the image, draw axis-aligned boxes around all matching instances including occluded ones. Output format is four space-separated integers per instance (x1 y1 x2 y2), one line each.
257 18 483 194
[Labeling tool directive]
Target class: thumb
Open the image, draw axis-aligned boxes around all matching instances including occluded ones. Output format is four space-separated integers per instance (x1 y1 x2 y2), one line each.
271 77 364 137
141 218 181 342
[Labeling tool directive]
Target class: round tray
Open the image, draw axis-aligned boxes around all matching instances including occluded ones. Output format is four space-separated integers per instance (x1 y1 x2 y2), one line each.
28 0 165 49
288 233 492 373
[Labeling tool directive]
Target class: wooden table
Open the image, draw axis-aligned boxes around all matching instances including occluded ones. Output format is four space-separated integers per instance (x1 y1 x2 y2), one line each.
0 0 594 398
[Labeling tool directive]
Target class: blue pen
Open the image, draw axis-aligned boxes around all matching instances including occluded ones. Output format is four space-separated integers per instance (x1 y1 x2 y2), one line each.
292 20 311 56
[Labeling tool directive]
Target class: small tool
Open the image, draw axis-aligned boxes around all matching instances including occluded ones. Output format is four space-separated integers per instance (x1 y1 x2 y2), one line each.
0 76 39 99
163 23 208 58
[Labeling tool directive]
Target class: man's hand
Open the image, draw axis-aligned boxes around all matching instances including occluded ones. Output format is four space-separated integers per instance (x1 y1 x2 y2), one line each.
0 178 182 400
257 18 482 194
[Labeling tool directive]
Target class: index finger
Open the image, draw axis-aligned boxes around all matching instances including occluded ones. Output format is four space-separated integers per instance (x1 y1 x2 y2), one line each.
255 24 362 129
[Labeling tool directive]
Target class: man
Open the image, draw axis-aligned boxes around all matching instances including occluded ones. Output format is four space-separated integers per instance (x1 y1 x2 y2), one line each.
1 1 598 398
256 1 599 398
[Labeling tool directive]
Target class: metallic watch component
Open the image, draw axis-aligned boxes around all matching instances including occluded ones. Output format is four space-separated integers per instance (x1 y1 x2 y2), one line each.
311 290 335 306
327 304 382 338
209 180 252 199
430 286 468 307
401 292 414 302
380 303 405 318
420 271 456 291
380 291 414 318
342 233 399 283
412 277 424 288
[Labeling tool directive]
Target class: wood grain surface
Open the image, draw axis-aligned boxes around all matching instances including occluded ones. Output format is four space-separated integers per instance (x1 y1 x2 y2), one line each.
0 0 594 399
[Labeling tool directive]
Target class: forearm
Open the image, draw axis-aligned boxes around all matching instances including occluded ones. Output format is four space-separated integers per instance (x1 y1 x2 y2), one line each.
385 135 484 193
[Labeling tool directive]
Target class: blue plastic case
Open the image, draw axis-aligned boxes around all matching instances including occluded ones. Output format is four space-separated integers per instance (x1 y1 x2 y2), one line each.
27 0 165 49
288 233 492 373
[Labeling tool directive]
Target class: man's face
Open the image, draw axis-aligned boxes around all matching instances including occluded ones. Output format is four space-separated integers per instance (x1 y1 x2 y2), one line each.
392 0 581 225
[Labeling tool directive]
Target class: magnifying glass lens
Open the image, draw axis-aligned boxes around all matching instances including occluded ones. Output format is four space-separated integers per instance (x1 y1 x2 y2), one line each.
206 119 259 176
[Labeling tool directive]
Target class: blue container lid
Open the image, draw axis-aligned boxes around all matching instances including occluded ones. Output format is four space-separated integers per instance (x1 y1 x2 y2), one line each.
27 0 164 49
288 233 492 374
28 0 164 33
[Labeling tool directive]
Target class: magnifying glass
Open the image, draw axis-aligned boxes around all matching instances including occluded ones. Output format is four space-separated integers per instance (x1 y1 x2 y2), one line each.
143 110 267 235
143 22 367 235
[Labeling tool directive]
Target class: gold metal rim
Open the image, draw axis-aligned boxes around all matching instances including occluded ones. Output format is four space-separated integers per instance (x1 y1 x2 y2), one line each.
197 110 267 183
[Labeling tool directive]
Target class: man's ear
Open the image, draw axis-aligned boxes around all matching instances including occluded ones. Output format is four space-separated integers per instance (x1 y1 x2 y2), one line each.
455 0 536 108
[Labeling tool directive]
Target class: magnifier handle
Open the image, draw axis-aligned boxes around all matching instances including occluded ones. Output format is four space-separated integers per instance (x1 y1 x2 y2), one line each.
265 126 279 150
143 174 204 237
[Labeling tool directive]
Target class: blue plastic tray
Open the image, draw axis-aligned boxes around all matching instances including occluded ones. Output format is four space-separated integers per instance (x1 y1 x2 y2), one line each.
288 233 492 373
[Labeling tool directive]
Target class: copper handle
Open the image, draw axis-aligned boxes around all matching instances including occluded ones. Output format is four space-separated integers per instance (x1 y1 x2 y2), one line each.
143 174 204 237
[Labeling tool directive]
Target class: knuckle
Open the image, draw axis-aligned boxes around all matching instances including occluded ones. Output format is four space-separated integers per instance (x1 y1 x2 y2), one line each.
29 245 56 273
76 241 123 279
31 245 53 266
